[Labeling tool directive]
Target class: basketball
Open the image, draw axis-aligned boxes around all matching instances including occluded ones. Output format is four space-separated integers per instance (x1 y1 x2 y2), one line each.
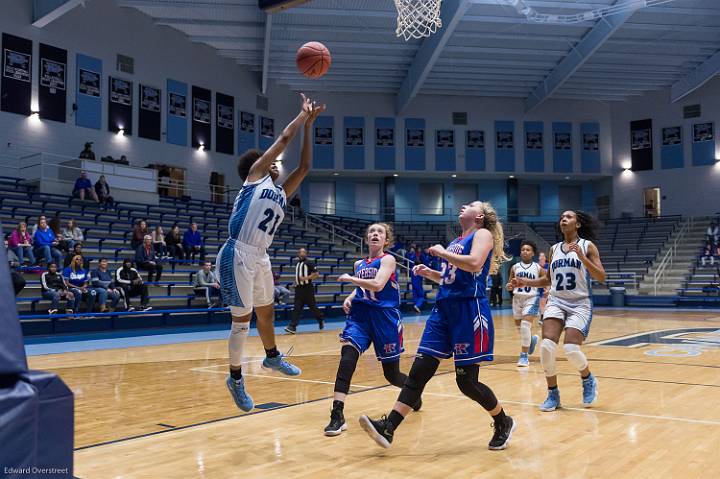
296 41 331 79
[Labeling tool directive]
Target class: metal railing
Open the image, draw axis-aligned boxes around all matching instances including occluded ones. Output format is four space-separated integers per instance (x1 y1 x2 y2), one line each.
595 272 638 290
653 216 693 295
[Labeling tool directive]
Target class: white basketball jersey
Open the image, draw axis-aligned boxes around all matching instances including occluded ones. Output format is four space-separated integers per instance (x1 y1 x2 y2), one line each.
548 238 592 302
226 175 286 251
512 261 540 299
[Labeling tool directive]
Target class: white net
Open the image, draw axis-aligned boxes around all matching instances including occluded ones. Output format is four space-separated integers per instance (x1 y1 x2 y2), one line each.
394 0 443 41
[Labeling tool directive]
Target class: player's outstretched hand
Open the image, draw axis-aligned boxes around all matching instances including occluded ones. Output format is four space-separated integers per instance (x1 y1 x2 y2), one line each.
337 273 353 283
300 93 312 114
505 282 514 291
413 264 431 277
343 296 352 314
306 102 326 124
428 244 446 257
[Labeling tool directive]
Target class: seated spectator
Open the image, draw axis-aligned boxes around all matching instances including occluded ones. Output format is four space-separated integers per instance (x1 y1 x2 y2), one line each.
40 262 75 314
33 217 63 266
63 254 97 313
6 240 20 265
73 171 100 202
131 219 149 250
273 271 290 305
182 222 206 263
701 241 715 266
91 258 122 312
115 259 151 311
8 221 36 265
79 142 96 161
135 235 163 282
64 243 89 270
193 261 221 307
391 236 407 257
708 222 719 245
165 225 184 259
151 226 167 257
61 218 84 251
29 215 46 237
94 175 114 208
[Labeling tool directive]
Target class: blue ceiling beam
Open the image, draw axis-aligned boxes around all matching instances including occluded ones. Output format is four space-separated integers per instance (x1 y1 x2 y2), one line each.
395 0 471 114
523 0 638 112
33 0 85 27
670 50 720 102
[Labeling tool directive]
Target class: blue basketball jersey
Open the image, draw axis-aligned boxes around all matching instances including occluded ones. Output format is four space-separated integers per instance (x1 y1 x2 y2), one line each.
352 254 400 309
436 231 490 301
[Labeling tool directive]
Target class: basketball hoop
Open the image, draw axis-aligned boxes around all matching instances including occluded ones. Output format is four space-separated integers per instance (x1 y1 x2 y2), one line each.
394 0 443 41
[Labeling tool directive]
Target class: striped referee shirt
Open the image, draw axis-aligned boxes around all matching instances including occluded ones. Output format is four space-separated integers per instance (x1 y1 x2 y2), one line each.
295 258 317 287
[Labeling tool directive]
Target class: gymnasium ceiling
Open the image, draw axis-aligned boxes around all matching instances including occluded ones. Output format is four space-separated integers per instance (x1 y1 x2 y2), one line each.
115 0 720 112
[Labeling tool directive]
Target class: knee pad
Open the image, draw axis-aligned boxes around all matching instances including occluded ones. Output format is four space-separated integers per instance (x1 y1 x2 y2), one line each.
398 354 439 406
455 365 498 411
334 345 360 394
520 320 532 348
381 361 407 388
540 338 558 377
563 343 588 371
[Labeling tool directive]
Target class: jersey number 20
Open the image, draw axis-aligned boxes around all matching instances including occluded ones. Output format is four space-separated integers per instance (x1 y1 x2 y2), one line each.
555 272 576 291
258 208 281 236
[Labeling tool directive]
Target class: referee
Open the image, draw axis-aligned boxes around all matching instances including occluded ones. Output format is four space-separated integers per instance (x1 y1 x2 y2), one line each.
285 247 325 334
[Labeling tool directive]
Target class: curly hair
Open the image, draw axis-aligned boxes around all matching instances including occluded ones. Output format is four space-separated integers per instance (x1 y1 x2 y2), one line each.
237 149 265 181
470 201 511 274
520 240 538 255
557 210 599 242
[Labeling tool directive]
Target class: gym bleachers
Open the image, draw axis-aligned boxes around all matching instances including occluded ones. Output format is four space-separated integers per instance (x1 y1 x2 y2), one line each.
677 214 720 302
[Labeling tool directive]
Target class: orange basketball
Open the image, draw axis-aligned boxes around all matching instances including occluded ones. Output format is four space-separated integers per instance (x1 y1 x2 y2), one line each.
296 41 331 79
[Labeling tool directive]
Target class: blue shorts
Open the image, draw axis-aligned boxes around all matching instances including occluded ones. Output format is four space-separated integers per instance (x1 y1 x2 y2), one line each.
418 298 494 366
339 302 404 363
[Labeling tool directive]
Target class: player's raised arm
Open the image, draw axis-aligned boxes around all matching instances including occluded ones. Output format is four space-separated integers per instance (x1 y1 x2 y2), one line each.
246 93 312 183
282 100 326 197
431 229 492 273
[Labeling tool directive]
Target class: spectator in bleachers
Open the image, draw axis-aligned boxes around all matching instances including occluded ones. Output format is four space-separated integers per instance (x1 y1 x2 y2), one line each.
131 220 149 250
29 215 45 237
115 259 151 311
391 236 407 257
182 222 206 263
79 142 96 161
151 226 167 257
90 258 122 312
8 221 36 265
407 245 426 313
701 240 715 266
32 217 63 266
289 195 303 216
273 271 290 305
48 213 66 250
708 222 719 245
73 171 100 203
193 261 221 307
6 241 20 265
94 175 114 208
420 247 432 268
490 270 503 307
61 218 84 251
166 225 184 259
135 235 163 282
40 262 75 314
63 243 89 270
63 254 97 313
286 247 324 334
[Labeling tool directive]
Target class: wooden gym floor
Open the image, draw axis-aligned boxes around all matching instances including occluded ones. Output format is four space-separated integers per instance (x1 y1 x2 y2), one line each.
28 309 720 479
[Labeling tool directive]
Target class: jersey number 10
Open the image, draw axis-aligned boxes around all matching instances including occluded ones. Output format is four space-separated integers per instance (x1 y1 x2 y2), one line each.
258 208 281 236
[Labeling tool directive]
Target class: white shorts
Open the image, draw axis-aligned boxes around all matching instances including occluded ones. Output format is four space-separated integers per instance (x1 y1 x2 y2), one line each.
512 294 541 320
217 241 274 317
542 296 593 338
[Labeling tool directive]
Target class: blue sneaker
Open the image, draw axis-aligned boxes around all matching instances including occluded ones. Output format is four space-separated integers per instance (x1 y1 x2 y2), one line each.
528 335 539 355
582 373 598 407
262 354 302 376
539 388 561 412
517 353 529 367
225 375 254 412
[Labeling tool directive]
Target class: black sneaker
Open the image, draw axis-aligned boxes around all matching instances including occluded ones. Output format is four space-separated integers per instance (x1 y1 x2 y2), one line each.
488 416 516 450
412 398 422 412
324 406 347 437
358 414 394 449
284 326 296 334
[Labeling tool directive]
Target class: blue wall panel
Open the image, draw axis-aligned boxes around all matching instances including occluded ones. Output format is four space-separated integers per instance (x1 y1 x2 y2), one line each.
313 115 334 169
692 123 715 166
465 130 486 171
374 117 396 171
495 121 515 172
166 79 187 146
552 122 573 173
580 122 601 173
75 54 102 130
524 121 544 172
404 118 426 171
237 111 256 153
435 129 456 171
343 116 364 170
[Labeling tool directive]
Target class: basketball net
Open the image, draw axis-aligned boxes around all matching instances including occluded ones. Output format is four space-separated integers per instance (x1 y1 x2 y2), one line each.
394 0 443 41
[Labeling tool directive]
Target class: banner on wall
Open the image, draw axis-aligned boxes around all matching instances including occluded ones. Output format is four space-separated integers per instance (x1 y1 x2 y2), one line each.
315 126 333 145
662 127 682 146
582 133 599 151
140 85 160 112
79 69 100 97
526 131 543 150
3 49 31 82
693 122 713 142
217 104 234 129
40 58 65 92
376 128 394 147
240 112 255 132
496 131 513 149
260 117 274 137
436 130 454 148
406 128 424 147
193 98 210 124
168 92 186 117
345 127 363 146
554 132 571 150
466 130 484 148
110 77 132 106
631 128 651 150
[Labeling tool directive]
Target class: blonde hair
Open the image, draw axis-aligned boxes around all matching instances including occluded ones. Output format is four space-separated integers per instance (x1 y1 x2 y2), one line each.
367 223 394 249
70 254 84 272
471 201 511 274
